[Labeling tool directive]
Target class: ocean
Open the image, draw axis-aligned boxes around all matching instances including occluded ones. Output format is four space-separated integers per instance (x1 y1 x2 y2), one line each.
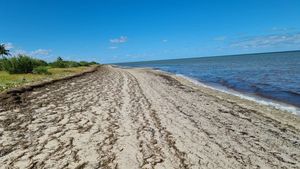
116 51 300 115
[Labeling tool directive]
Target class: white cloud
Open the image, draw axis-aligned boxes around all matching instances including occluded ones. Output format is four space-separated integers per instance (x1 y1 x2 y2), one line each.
12 49 27 55
162 39 168 43
30 49 52 56
3 42 54 60
11 48 52 56
230 32 300 49
110 36 128 44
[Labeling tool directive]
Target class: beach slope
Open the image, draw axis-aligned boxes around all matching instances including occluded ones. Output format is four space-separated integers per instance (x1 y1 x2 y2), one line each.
0 65 299 168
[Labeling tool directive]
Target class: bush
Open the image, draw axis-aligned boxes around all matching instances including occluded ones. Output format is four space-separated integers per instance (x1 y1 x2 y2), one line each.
33 66 51 75
1 55 99 74
49 57 68 68
33 59 48 67
89 61 99 65
65 61 81 67
78 61 99 66
50 61 67 68
1 55 36 74
50 60 67 68
50 60 81 68
0 58 4 71
49 57 98 68
78 61 90 66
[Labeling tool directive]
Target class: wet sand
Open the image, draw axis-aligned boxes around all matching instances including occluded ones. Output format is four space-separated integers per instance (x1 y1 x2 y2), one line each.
0 65 299 169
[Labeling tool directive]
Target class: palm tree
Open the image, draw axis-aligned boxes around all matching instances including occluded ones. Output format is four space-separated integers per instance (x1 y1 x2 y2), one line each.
0 44 11 57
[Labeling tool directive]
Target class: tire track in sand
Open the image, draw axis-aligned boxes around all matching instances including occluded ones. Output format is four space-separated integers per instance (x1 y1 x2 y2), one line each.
124 71 189 169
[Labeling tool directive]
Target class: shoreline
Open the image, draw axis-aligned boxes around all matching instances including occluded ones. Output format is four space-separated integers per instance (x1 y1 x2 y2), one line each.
1 65 299 168
175 73 300 115
118 64 300 116
131 66 300 130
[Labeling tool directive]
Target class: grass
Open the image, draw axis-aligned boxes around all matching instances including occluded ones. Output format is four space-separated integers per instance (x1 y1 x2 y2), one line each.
0 66 91 92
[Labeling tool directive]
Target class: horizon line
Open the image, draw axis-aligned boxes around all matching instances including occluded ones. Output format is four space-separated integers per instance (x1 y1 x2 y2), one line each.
111 49 300 64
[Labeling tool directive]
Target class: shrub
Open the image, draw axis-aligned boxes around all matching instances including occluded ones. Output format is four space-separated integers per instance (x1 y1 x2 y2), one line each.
0 58 4 71
1 55 99 74
33 59 48 67
50 57 68 68
50 60 82 68
78 61 98 66
50 61 67 68
1 55 36 74
65 61 81 67
89 61 99 65
33 66 51 75
79 61 90 66
49 57 98 68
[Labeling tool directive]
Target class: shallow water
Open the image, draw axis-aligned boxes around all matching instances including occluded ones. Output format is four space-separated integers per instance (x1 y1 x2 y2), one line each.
116 51 300 114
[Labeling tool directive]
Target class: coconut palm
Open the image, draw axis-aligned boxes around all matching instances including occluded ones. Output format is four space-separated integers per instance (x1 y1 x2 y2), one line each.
0 44 11 57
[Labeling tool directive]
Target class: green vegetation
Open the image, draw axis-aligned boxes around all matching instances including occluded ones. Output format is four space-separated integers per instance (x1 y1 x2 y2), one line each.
0 43 99 91
1 55 98 74
0 59 4 71
49 57 97 68
0 67 92 91
1 55 42 74
33 66 51 75
0 44 11 71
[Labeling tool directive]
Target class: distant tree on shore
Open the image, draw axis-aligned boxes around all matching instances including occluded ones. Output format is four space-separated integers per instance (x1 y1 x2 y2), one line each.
1 55 37 74
50 57 68 68
50 57 98 68
0 52 98 73
57 56 63 62
0 44 11 57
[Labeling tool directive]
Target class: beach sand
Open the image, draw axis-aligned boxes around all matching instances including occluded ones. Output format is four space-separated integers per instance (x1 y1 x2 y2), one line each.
0 65 299 168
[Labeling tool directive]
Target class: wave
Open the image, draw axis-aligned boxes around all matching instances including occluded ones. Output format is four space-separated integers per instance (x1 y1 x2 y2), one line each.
284 90 300 97
175 74 300 115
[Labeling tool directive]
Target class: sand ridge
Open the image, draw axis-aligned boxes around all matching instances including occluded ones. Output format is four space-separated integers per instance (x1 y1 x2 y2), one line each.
0 65 299 168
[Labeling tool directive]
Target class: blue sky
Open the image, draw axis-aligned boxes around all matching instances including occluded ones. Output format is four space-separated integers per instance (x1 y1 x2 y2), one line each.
1 0 300 63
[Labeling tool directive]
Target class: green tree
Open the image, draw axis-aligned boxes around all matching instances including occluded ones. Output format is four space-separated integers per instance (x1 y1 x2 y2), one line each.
57 56 63 61
50 57 67 68
0 44 11 57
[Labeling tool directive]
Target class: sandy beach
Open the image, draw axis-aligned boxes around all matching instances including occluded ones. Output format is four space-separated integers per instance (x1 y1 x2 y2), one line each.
0 65 300 169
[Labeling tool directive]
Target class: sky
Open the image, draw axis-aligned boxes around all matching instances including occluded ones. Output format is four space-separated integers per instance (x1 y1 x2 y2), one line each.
1 0 300 63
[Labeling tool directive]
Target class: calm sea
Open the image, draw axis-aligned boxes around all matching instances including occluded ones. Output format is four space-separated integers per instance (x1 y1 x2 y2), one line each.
116 51 300 114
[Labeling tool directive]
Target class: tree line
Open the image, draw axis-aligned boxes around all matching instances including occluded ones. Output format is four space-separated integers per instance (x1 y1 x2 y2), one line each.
0 44 98 74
